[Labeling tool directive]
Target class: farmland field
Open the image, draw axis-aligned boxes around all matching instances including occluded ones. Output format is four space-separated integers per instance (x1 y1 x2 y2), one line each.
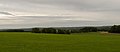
0 32 120 52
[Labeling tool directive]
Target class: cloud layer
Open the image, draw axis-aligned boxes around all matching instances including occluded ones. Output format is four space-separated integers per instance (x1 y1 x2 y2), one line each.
0 0 120 28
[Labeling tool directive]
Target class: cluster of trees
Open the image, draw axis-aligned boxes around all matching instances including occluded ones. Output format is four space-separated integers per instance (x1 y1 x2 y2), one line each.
32 28 71 34
109 25 120 33
2 25 120 34
32 27 98 34
80 27 97 32
97 26 111 32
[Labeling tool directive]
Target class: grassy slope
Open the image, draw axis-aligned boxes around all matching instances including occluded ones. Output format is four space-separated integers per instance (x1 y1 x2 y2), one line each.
0 32 120 52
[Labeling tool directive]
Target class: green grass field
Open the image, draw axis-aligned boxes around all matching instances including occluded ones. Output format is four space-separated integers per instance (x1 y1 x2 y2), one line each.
0 32 120 52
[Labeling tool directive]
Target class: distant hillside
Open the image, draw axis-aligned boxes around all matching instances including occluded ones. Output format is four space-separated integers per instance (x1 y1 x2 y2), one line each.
0 26 112 32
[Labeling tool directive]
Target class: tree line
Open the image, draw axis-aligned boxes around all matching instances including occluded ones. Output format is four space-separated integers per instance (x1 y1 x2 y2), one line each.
32 25 120 34
0 25 120 34
32 27 98 34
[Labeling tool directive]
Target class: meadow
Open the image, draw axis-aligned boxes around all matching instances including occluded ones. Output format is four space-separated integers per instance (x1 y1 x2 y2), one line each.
0 32 120 52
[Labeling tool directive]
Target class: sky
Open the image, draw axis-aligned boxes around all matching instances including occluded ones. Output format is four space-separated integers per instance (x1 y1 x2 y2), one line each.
0 0 120 29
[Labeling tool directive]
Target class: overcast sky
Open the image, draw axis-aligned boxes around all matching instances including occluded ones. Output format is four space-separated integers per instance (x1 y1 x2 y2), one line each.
0 0 120 29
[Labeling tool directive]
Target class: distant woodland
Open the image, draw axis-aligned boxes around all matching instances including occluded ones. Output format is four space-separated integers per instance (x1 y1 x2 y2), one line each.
0 25 120 34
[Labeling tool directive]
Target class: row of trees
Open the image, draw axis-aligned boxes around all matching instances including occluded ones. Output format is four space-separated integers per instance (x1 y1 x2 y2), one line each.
80 27 97 32
32 28 71 34
1 25 119 34
32 27 98 34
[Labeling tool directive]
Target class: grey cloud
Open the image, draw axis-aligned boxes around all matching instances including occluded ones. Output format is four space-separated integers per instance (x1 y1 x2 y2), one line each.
0 0 120 28
0 12 14 16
